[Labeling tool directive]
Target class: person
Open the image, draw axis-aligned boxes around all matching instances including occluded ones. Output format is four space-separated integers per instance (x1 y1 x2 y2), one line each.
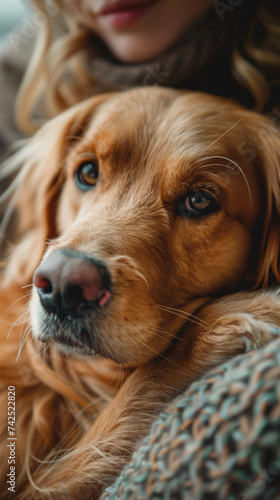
0 0 279 156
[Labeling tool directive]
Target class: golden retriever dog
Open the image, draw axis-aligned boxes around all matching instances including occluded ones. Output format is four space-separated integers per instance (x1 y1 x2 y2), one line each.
0 87 280 499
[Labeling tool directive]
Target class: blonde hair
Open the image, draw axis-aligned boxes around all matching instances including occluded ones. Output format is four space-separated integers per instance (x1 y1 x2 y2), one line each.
232 1 280 113
16 0 280 134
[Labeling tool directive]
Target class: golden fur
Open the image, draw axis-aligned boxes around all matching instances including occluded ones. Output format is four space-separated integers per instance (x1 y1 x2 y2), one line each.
0 88 280 499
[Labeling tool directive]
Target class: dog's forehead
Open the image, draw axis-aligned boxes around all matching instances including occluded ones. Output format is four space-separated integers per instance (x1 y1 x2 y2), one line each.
85 91 242 157
87 87 179 141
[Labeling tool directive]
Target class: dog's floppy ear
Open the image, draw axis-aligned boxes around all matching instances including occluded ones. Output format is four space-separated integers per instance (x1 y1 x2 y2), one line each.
0 94 113 287
247 115 280 287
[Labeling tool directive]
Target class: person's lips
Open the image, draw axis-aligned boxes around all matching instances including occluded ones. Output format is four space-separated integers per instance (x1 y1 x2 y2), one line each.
99 0 159 28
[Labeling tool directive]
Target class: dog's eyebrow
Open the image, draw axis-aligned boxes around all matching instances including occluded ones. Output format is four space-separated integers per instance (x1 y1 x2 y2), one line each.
76 152 98 161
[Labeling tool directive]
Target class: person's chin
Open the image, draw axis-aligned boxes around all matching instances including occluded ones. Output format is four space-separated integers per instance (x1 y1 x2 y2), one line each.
98 32 173 63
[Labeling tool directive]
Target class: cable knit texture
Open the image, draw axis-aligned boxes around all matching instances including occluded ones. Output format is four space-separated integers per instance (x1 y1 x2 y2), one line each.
102 332 280 500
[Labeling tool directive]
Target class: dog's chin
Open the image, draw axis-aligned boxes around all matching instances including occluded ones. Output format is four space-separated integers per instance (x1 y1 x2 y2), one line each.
37 325 97 359
31 299 99 359
49 340 96 360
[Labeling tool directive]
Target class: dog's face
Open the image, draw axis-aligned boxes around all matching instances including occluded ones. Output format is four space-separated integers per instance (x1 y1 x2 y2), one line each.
18 88 278 364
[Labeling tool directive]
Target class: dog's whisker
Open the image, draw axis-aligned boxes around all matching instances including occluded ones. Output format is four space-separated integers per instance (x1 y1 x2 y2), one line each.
6 310 30 339
108 254 149 287
158 313 204 329
154 304 207 327
200 156 238 169
135 335 179 366
202 118 243 151
105 364 127 393
201 155 253 207
145 327 183 341
196 164 237 176
20 321 32 343
16 325 32 362
16 326 32 361
0 292 31 325
154 308 203 327
16 322 26 361
28 342 51 360
154 304 203 323
144 330 172 342
135 333 197 378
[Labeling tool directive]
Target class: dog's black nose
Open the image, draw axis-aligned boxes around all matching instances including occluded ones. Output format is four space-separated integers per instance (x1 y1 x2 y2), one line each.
33 249 111 318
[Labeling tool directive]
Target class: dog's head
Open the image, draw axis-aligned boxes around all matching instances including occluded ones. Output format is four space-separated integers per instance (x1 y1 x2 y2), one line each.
3 88 280 364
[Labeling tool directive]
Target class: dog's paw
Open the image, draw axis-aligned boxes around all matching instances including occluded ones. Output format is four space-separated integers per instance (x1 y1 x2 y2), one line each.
196 291 280 363
211 312 280 354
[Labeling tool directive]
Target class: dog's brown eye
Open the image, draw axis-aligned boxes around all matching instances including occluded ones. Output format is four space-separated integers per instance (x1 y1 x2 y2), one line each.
75 161 99 191
187 191 211 211
179 190 219 218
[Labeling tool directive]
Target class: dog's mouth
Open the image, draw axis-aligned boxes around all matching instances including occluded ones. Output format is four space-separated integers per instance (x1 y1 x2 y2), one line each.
39 331 95 357
52 327 92 349
36 310 97 356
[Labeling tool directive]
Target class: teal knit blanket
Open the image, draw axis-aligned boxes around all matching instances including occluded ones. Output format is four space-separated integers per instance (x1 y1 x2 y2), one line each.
103 334 280 500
